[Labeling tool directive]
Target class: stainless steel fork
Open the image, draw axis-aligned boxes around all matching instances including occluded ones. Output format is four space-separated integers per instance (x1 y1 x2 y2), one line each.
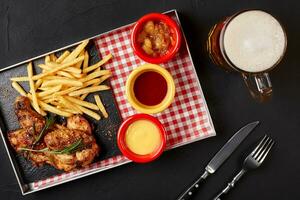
212 135 275 200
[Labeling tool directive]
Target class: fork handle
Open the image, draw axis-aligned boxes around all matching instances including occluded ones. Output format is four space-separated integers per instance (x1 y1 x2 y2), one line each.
176 170 210 200
212 169 246 200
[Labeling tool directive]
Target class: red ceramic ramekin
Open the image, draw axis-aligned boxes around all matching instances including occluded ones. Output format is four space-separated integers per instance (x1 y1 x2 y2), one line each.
131 13 182 64
117 113 166 163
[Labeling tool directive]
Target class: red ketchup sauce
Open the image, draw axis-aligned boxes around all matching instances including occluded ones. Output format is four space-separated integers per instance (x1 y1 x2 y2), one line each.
133 71 167 106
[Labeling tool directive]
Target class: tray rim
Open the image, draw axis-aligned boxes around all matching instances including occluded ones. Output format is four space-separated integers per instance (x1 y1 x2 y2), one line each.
0 9 216 195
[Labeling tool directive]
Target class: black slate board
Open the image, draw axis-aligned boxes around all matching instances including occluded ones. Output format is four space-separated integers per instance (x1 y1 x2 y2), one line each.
0 40 122 183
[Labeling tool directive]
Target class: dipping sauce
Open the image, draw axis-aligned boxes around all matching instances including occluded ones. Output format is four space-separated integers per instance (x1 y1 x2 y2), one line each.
133 71 167 106
137 20 175 57
125 119 162 155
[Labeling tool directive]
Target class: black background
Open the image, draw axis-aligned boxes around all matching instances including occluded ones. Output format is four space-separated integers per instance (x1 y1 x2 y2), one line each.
0 0 299 199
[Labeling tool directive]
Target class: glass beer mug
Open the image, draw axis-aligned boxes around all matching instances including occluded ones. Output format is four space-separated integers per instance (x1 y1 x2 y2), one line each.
207 10 287 102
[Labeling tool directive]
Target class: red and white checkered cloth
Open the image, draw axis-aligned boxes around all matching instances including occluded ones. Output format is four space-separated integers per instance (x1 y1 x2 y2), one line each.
29 11 215 192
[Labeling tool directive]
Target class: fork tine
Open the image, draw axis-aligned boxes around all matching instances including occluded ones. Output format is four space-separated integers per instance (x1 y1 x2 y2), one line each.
256 138 273 161
254 136 271 160
251 135 267 156
258 140 274 163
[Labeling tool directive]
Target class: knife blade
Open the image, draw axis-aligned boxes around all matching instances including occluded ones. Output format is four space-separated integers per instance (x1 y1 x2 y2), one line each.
205 121 260 174
176 121 259 200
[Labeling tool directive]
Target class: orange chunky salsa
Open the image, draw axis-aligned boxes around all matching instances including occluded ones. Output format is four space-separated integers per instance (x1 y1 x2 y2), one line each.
137 20 175 57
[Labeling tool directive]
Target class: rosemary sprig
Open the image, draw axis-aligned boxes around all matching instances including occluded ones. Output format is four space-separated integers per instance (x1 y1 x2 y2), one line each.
19 139 84 155
53 139 84 154
33 115 56 145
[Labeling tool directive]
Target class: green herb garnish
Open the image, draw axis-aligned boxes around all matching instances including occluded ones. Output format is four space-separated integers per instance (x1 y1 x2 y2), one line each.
19 139 84 155
33 115 56 145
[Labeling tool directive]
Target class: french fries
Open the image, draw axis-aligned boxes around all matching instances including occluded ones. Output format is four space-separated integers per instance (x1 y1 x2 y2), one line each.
27 62 41 114
83 54 112 73
32 56 84 80
76 104 101 120
42 79 83 87
10 77 29 82
12 82 26 96
62 40 89 64
56 96 82 114
83 51 89 69
34 79 43 90
56 50 70 63
39 100 72 117
80 74 111 100
50 53 57 62
37 85 62 98
10 39 112 120
69 85 110 97
65 96 99 110
79 70 111 83
94 95 108 118
45 55 50 64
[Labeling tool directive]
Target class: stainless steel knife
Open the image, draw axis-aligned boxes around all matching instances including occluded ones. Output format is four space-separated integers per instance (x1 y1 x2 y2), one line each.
176 121 259 200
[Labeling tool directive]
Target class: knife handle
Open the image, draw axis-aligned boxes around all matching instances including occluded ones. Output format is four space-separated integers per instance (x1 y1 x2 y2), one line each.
176 170 209 200
212 169 246 200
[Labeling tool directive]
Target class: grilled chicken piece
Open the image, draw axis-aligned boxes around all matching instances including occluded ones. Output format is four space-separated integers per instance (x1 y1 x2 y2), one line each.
67 115 92 135
8 96 100 171
8 129 49 166
27 142 50 166
8 129 34 151
8 96 45 152
44 124 99 171
14 96 45 134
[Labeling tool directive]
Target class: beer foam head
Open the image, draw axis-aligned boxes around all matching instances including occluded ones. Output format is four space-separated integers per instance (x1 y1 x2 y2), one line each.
223 10 286 72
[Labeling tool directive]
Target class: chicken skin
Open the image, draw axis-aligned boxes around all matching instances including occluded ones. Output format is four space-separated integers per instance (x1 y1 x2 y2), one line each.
8 97 100 171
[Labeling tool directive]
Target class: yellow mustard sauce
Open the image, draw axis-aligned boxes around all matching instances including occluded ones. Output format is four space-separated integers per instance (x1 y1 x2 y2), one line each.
125 120 161 155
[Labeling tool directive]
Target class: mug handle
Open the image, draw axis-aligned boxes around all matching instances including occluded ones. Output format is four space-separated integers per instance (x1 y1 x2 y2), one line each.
242 72 272 102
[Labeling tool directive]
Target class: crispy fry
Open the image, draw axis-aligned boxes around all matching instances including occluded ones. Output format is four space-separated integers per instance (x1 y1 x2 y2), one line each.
37 64 51 71
57 71 75 79
62 40 89 64
83 51 89 69
32 56 84 80
64 96 99 110
12 82 27 96
45 55 50 64
74 51 85 68
27 62 41 114
43 98 57 104
79 70 111 83
38 87 51 91
43 78 103 99
94 95 108 118
36 85 62 97
50 53 57 62
69 85 110 96
42 63 82 74
76 104 101 120
60 108 82 114
83 54 112 73
56 50 70 63
70 73 85 78
41 79 83 87
34 79 43 90
10 77 29 82
27 94 47 116
39 100 72 117
80 74 111 100
57 96 83 114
